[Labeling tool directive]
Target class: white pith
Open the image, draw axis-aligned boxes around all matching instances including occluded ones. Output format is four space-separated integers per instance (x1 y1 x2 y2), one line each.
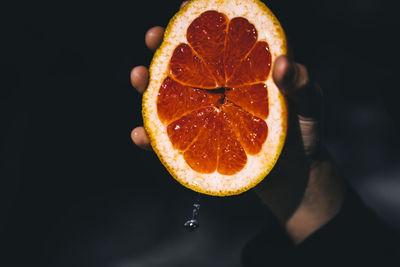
143 0 287 196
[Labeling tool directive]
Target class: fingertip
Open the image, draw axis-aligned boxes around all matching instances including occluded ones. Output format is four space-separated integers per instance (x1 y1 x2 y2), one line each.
145 26 165 51
131 127 152 151
273 57 320 119
130 66 149 94
273 55 293 92
180 1 189 9
273 56 310 97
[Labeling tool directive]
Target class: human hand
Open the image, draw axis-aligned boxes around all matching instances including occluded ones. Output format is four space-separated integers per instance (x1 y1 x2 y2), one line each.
130 2 346 244
253 56 347 243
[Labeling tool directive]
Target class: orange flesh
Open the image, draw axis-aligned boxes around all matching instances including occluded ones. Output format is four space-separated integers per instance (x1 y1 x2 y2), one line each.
157 10 271 175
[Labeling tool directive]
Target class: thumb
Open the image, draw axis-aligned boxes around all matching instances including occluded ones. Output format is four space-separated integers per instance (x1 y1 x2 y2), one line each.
273 55 322 120
273 55 324 158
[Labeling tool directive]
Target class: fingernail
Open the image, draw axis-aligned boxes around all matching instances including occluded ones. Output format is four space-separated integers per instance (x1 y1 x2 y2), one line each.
131 128 140 143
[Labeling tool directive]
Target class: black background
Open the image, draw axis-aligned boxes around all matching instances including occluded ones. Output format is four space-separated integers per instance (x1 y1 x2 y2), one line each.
2 0 400 266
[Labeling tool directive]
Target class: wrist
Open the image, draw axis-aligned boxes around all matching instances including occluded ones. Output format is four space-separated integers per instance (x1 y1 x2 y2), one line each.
285 152 347 244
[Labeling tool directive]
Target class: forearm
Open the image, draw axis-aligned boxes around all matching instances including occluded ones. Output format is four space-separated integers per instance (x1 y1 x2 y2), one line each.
243 182 400 266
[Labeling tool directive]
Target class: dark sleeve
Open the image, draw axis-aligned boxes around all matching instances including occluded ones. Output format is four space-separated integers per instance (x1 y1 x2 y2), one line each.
241 187 400 267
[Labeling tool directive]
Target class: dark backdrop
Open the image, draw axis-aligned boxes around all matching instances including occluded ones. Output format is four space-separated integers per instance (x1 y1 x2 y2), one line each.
2 0 400 266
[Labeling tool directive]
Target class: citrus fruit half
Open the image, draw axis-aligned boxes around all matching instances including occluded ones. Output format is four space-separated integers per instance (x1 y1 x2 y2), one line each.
142 0 288 196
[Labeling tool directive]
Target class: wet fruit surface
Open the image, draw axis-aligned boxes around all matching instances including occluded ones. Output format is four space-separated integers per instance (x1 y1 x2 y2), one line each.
157 10 271 174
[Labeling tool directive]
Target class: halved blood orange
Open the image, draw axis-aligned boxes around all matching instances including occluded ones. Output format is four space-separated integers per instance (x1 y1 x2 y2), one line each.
142 0 288 196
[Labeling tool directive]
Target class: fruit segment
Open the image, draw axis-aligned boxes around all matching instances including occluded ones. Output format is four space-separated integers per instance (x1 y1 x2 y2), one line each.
170 43 218 89
225 83 269 119
183 110 220 173
224 17 257 79
222 104 268 155
187 11 228 86
167 107 213 151
157 77 224 124
217 112 247 175
226 41 271 87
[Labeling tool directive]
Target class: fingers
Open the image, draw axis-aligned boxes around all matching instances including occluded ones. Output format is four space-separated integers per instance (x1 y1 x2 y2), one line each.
145 1 187 51
273 55 322 119
273 55 311 98
145 26 165 51
145 0 187 52
180 1 189 9
131 1 189 150
131 66 149 94
131 127 152 151
136 2 184 91
131 27 164 93
132 26 163 93
145 1 189 51
131 25 164 152
132 2 186 151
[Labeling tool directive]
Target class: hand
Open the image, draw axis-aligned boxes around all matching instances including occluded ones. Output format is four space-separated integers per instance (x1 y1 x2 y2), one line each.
130 2 347 244
255 56 347 244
